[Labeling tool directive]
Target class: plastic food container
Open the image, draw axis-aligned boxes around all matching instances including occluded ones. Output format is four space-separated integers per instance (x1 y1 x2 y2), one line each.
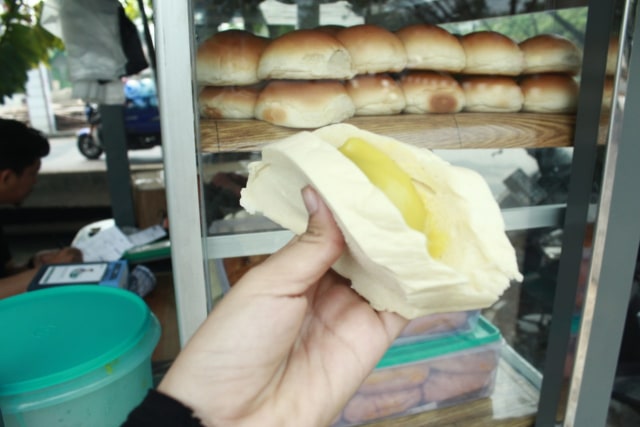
396 310 480 344
0 286 161 427
333 317 502 426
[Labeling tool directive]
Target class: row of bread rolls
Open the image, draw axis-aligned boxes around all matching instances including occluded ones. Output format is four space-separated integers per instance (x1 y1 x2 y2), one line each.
196 26 583 86
335 348 499 425
198 72 579 128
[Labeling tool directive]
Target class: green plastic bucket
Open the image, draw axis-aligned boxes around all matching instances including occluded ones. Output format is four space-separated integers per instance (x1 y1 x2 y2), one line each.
0 286 161 427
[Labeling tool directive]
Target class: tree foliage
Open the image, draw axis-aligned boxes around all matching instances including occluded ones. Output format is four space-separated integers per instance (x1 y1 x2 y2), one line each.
0 0 63 102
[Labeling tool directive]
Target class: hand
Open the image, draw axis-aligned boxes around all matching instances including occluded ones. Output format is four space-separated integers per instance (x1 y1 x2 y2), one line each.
158 187 408 427
33 247 83 267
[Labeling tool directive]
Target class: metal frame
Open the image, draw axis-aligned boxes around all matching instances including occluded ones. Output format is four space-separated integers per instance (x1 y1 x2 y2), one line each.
153 1 208 345
154 0 640 423
566 0 640 424
534 0 620 424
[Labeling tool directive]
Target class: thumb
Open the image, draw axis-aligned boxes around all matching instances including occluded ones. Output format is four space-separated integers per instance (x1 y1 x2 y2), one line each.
245 186 345 295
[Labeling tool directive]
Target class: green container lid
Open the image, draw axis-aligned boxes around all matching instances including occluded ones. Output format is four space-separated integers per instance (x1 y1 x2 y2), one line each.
0 286 154 396
377 316 501 369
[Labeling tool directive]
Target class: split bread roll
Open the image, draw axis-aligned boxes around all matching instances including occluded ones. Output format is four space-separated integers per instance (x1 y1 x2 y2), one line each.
461 76 523 112
196 30 268 86
240 124 522 318
198 85 261 119
519 34 582 75
335 24 407 74
461 31 524 76
255 80 355 128
401 71 465 113
257 29 354 80
395 24 466 73
345 74 406 116
520 74 579 113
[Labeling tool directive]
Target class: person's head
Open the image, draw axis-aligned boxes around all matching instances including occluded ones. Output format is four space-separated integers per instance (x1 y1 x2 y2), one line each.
0 119 50 206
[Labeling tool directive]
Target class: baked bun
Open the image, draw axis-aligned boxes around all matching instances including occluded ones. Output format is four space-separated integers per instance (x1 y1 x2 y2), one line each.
461 31 524 75
198 85 261 119
257 30 354 80
461 76 523 112
602 76 614 109
314 25 346 35
196 30 268 86
345 74 406 116
606 36 620 75
520 74 579 113
395 24 466 72
255 80 355 128
519 34 582 75
335 24 407 74
401 71 465 113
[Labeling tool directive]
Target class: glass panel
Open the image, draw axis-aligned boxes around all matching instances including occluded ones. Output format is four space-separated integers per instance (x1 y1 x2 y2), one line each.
186 0 624 424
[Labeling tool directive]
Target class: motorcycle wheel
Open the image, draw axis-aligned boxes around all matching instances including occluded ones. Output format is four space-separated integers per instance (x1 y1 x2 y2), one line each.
77 134 103 160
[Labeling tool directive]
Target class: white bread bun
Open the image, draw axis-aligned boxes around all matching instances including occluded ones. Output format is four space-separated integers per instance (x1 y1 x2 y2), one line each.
602 76 614 109
520 74 579 113
335 24 407 74
198 85 261 119
257 30 354 80
241 124 522 318
395 24 466 72
461 31 524 76
519 34 582 75
345 74 406 116
255 80 355 128
401 71 465 113
461 76 523 112
196 30 268 86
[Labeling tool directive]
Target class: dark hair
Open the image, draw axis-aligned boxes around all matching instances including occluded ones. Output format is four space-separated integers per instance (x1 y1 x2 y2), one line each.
0 118 50 174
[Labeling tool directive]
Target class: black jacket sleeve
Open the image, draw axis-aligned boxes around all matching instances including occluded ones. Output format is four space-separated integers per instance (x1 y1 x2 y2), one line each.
121 389 204 427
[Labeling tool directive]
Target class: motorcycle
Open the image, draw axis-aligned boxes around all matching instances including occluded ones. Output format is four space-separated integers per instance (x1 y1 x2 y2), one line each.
77 79 162 160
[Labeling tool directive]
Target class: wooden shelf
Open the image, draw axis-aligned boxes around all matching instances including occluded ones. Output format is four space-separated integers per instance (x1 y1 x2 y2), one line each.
199 113 576 153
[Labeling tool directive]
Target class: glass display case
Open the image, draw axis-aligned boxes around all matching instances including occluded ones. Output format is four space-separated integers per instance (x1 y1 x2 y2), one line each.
152 0 640 425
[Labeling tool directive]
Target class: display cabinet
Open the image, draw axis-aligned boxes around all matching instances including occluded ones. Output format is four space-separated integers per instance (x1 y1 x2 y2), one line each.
153 0 640 425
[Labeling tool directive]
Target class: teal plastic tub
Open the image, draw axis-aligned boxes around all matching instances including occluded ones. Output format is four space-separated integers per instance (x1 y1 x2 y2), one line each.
0 286 161 427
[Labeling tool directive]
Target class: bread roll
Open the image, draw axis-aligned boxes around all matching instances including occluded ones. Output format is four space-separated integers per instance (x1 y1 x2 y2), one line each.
461 31 524 76
426 349 499 374
257 30 354 80
314 24 346 35
198 85 261 119
196 30 268 86
401 71 465 113
602 76 614 109
345 74 406 116
461 76 523 112
422 370 492 402
519 34 582 75
396 24 466 72
606 36 620 75
520 74 579 113
342 388 422 424
359 365 430 394
255 80 355 128
335 24 407 74
400 311 468 337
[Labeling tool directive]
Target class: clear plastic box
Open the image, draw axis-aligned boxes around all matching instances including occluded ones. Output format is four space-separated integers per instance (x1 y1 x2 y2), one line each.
333 317 502 427
396 310 480 344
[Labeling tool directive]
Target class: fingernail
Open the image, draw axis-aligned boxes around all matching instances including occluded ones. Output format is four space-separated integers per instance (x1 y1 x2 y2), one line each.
302 186 318 214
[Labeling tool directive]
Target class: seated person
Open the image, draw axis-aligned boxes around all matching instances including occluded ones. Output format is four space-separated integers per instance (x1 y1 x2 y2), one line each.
0 118 83 299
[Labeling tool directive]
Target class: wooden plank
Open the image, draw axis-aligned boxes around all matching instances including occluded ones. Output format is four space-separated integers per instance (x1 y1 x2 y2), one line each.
199 113 576 153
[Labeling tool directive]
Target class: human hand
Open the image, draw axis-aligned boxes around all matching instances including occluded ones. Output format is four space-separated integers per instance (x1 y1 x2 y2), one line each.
158 186 409 427
33 247 83 267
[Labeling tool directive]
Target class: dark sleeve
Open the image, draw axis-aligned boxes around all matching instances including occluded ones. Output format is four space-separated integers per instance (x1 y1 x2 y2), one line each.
121 389 204 427
0 227 12 278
